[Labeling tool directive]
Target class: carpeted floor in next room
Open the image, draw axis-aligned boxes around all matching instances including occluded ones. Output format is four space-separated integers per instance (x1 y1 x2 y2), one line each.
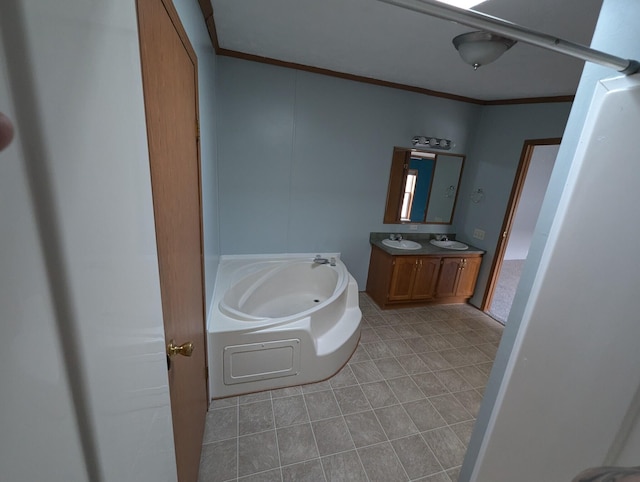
197 292 504 482
489 259 526 324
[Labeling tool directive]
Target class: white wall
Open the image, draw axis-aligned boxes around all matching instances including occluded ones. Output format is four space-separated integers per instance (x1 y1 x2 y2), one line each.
461 0 640 479
472 73 640 482
0 1 176 480
616 404 640 465
0 30 88 482
504 144 559 260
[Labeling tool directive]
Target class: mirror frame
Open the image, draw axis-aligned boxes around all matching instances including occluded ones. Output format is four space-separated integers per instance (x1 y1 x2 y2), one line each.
383 146 465 225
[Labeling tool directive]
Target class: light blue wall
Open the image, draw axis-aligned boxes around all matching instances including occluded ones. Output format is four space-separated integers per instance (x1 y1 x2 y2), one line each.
216 56 573 292
174 0 220 311
461 0 640 479
453 102 572 306
216 57 481 287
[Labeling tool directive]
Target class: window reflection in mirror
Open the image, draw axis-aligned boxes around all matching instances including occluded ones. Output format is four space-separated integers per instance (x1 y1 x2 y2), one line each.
400 169 418 221
401 151 436 222
384 147 465 225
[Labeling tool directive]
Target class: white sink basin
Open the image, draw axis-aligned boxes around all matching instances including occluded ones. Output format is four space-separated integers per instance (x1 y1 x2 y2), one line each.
430 239 469 250
382 239 422 250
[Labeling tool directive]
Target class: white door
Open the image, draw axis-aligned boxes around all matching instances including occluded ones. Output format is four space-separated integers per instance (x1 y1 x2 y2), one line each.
0 1 177 480
469 75 640 481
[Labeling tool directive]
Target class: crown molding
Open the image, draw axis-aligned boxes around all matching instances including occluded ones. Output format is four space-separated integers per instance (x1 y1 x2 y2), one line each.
197 1 574 106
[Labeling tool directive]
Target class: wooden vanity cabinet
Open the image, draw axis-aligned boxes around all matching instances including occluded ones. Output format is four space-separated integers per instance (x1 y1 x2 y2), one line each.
366 244 482 309
435 256 482 299
388 256 440 301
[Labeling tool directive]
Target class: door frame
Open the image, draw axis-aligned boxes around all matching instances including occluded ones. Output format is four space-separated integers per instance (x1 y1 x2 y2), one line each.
481 137 562 311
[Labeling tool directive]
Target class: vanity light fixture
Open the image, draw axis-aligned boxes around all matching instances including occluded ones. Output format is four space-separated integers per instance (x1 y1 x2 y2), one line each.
452 31 517 70
412 136 453 150
470 188 485 203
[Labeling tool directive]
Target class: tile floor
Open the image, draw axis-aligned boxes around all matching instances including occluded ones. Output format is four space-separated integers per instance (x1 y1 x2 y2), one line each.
198 293 504 482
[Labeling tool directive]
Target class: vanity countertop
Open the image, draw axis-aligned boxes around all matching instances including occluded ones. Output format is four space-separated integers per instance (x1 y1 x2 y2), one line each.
369 232 485 256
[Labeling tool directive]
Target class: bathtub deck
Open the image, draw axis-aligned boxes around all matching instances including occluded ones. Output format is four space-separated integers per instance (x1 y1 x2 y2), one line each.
198 293 504 482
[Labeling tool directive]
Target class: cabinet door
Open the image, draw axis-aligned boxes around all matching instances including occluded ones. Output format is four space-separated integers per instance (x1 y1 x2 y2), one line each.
388 257 417 301
412 257 441 300
435 257 462 298
456 256 482 297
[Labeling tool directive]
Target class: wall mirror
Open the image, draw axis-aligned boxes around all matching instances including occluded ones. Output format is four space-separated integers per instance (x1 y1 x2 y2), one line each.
383 147 465 224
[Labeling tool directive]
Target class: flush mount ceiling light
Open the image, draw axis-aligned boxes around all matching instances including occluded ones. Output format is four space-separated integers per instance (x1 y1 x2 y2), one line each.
436 0 487 9
377 0 639 75
452 31 516 70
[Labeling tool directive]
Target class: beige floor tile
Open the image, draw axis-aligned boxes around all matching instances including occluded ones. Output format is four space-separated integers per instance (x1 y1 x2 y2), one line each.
422 427 467 469
358 442 408 482
333 385 371 415
344 411 387 448
312 416 355 456
238 430 279 477
392 434 443 480
321 450 368 482
199 293 505 482
375 404 419 440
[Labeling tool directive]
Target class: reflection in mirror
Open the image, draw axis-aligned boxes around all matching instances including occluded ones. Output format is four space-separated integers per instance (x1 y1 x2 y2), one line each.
426 154 464 223
384 147 465 225
401 151 436 222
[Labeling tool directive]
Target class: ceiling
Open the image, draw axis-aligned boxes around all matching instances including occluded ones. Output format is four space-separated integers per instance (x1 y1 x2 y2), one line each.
209 0 604 102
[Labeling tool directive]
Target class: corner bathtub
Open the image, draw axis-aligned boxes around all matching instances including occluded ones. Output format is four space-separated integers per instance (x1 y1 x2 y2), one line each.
208 254 362 398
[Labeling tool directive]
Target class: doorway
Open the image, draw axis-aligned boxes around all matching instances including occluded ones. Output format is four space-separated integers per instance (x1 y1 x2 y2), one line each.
137 0 208 480
482 138 561 323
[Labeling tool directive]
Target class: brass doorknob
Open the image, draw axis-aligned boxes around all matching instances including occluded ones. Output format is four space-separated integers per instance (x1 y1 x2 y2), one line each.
167 339 194 357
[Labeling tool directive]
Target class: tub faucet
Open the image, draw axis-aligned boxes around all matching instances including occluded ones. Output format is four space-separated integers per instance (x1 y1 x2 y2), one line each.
313 255 330 265
313 255 337 267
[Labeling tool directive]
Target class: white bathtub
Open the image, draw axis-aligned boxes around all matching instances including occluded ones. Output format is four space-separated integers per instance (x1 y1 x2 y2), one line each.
208 254 362 398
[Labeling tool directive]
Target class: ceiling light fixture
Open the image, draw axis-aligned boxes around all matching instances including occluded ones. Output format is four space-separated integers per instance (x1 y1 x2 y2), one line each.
452 31 516 70
436 0 487 10
377 0 640 75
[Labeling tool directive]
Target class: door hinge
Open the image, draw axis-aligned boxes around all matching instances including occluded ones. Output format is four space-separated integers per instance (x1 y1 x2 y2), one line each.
196 121 200 140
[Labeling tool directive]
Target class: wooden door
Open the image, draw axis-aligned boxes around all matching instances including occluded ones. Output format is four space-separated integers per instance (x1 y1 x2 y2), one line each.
456 257 482 297
412 257 441 300
136 1 207 481
435 257 461 298
388 257 417 301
